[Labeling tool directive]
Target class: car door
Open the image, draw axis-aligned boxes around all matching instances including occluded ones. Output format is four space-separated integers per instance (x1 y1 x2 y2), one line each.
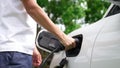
91 5 120 68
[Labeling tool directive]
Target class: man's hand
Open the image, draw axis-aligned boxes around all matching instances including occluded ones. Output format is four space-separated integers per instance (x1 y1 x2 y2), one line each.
32 46 42 67
60 35 76 50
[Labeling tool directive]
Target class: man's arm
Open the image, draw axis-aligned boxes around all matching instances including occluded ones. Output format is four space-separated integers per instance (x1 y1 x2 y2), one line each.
21 0 75 49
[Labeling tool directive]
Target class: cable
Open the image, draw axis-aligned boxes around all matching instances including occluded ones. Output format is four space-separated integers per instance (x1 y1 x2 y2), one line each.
39 47 59 68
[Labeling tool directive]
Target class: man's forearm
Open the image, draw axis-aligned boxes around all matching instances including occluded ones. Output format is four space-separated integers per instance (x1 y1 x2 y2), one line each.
22 0 65 41
21 0 76 49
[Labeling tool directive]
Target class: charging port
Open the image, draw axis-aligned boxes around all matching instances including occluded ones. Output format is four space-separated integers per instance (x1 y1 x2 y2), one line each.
66 34 83 57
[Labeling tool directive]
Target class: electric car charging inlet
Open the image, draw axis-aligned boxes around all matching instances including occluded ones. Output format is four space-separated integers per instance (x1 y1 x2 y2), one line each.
36 30 82 68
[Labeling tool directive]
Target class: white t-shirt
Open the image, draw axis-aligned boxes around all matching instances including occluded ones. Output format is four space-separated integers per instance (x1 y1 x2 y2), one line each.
0 0 37 55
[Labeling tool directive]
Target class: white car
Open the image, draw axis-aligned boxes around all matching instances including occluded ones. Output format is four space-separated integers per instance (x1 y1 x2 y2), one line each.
36 1 120 68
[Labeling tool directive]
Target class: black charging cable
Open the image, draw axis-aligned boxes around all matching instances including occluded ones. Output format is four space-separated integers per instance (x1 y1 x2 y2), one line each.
39 38 79 68
39 46 63 68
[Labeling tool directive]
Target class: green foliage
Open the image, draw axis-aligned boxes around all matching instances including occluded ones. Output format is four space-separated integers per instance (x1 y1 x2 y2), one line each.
37 0 85 34
37 0 110 33
85 0 110 23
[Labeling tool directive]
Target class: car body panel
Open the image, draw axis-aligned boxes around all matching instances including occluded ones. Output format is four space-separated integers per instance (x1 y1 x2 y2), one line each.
66 16 108 68
91 13 120 68
66 13 120 68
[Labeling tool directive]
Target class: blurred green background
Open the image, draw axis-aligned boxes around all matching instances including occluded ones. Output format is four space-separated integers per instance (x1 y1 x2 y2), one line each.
37 0 110 34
